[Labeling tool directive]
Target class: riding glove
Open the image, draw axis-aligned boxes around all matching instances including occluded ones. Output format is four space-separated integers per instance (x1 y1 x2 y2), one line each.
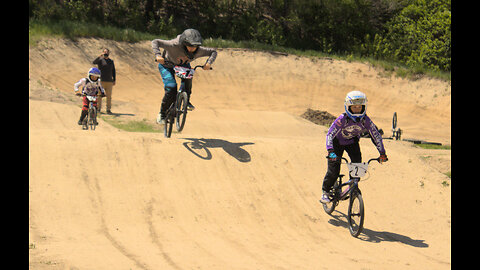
327 151 338 162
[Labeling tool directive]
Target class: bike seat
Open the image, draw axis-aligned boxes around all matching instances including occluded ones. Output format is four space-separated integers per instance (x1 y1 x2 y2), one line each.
338 174 345 180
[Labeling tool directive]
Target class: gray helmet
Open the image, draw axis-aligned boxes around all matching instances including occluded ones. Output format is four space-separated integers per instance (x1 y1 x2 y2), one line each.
179 29 203 46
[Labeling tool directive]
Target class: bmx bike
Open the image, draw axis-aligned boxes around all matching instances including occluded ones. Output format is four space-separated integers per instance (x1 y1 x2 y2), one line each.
79 94 100 131
163 64 211 138
392 112 402 140
321 157 381 237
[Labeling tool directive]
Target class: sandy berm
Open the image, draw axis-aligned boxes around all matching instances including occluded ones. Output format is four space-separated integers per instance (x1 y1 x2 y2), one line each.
29 38 450 269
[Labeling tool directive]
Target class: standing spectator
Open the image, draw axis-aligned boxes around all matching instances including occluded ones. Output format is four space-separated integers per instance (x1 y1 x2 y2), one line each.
93 48 116 114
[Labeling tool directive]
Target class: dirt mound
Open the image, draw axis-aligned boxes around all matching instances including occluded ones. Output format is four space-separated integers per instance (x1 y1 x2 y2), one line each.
301 108 337 126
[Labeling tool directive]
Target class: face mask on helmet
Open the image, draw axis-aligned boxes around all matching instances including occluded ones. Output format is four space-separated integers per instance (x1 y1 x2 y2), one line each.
344 91 367 122
87 68 101 83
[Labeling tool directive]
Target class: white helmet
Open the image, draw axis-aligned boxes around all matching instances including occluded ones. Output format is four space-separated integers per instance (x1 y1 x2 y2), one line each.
344 90 367 122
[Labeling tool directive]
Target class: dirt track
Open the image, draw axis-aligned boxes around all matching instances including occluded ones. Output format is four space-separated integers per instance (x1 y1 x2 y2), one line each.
29 38 450 269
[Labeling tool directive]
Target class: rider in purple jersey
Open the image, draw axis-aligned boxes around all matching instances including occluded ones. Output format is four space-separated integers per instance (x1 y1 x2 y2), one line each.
326 113 385 153
320 91 388 204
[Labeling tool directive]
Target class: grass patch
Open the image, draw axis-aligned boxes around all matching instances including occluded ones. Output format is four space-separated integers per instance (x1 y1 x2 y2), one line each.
101 117 161 133
414 144 451 150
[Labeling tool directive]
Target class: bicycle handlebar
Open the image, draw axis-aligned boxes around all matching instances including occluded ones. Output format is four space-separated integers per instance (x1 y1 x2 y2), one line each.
193 65 213 70
341 157 380 164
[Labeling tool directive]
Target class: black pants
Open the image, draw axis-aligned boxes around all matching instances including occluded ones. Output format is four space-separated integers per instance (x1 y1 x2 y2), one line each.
322 138 362 192
160 79 192 117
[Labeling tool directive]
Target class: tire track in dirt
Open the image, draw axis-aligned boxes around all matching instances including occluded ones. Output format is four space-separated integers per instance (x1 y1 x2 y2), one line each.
145 199 184 270
80 171 151 270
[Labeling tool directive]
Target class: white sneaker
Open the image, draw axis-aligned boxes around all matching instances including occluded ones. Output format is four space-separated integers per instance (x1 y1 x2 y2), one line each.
320 192 331 204
156 113 165 125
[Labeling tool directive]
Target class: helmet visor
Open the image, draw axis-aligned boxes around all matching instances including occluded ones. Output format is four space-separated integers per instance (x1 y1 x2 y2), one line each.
348 98 366 105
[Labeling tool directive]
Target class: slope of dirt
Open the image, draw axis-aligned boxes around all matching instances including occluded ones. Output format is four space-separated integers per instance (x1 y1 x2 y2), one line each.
29 37 450 269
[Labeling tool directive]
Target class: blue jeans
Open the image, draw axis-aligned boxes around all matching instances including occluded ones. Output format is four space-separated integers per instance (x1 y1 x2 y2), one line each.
158 63 192 117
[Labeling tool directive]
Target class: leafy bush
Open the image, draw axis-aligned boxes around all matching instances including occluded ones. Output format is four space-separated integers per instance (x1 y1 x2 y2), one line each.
29 0 450 72
372 0 451 71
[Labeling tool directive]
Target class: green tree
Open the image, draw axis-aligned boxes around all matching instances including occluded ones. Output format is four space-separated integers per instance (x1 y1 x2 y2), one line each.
373 0 451 71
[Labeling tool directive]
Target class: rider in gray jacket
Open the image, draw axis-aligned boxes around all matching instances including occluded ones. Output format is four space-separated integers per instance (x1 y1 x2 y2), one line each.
152 29 217 124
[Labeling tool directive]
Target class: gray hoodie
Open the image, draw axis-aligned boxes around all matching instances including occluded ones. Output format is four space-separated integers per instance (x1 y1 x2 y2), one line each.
152 35 217 68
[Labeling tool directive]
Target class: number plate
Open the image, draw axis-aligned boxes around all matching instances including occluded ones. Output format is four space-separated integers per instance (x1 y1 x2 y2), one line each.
346 162 369 178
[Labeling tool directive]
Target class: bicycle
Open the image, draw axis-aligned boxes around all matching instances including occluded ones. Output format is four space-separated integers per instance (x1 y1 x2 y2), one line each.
392 112 402 140
78 94 101 130
321 157 381 237
163 64 211 138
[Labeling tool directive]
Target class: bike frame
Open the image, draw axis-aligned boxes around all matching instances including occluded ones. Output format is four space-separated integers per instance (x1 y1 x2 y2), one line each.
329 157 380 203
163 63 212 137
322 156 381 237
82 94 98 130
166 64 210 115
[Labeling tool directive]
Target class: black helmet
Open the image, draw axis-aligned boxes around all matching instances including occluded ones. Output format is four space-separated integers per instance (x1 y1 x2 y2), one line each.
179 29 203 47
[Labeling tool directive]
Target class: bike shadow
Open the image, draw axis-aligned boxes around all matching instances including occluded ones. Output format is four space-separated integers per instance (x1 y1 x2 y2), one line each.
181 138 254 162
101 112 135 117
328 210 428 248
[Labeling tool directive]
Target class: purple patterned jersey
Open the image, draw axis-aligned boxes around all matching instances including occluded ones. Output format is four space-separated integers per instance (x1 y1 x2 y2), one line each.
326 113 385 154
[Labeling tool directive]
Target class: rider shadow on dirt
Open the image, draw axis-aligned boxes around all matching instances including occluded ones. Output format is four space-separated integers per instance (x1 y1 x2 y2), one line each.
182 138 254 162
328 210 428 248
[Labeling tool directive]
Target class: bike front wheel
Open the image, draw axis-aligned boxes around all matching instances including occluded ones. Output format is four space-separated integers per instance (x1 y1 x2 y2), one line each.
348 191 365 237
164 102 175 138
175 92 188 132
88 106 97 130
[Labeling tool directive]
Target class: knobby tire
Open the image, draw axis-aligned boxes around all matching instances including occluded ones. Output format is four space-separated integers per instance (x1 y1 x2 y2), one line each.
89 106 97 130
175 92 188 132
348 191 365 237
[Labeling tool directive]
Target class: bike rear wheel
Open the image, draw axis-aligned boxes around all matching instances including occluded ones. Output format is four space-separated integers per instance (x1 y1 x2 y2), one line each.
348 191 365 237
175 91 188 132
322 198 336 215
392 112 397 130
322 181 339 214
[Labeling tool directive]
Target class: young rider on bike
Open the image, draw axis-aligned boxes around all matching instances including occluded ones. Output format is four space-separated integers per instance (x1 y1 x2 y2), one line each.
74 67 106 125
320 91 388 203
152 28 217 124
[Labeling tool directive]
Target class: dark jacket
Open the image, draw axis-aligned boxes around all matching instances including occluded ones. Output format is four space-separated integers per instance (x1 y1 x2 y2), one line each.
92 57 116 82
